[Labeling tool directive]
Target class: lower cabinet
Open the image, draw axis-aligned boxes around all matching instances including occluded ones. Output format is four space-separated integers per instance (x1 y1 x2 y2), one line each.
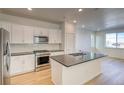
10 54 35 76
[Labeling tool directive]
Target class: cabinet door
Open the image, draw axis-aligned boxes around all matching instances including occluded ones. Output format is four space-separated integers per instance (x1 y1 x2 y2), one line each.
65 22 75 33
34 27 42 36
23 26 34 44
41 28 48 36
34 27 48 36
11 24 24 43
49 29 61 44
23 55 35 72
49 29 55 43
54 29 58 43
10 56 24 76
65 34 75 54
56 30 62 43
0 21 11 32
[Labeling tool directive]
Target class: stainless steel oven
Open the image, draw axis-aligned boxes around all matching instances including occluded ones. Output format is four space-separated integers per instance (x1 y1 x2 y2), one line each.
34 36 48 44
35 50 50 71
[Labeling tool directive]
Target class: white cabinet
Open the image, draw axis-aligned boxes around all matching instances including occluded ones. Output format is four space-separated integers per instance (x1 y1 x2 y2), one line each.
0 21 11 32
49 29 62 44
23 55 35 72
50 51 64 56
56 30 62 43
0 21 12 42
10 54 35 76
1 22 61 44
65 22 75 33
65 33 75 54
11 24 24 43
49 29 56 43
23 26 34 43
34 27 48 36
10 56 24 76
11 24 34 44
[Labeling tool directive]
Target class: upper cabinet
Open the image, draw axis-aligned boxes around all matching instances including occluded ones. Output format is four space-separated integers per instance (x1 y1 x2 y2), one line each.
11 24 24 44
11 24 34 44
65 22 75 33
0 21 12 32
49 29 62 44
34 27 48 36
23 26 34 44
65 33 75 54
1 21 62 44
56 30 62 43
63 22 76 54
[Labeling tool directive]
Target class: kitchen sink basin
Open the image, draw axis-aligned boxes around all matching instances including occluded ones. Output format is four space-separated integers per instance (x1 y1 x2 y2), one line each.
69 53 87 56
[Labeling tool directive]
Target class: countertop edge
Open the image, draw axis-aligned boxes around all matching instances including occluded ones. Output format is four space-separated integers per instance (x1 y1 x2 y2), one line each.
11 50 64 56
50 55 106 67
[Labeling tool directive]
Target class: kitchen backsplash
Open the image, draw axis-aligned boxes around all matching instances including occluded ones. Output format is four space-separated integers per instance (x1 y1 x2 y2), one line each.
10 44 61 53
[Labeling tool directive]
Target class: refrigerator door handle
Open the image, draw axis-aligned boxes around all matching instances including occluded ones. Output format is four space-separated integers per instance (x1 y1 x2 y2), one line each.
6 41 11 72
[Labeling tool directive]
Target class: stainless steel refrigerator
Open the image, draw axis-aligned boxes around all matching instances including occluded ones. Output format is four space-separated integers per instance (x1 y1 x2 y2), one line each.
0 28 11 85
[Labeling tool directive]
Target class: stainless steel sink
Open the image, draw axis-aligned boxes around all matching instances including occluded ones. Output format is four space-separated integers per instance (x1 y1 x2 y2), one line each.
69 53 87 56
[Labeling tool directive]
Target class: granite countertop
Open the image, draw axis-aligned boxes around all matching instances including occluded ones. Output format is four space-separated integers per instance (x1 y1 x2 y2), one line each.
11 50 64 56
50 52 106 67
48 50 64 52
11 52 34 56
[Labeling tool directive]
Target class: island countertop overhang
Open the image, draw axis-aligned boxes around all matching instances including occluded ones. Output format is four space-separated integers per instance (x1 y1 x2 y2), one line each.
50 52 106 67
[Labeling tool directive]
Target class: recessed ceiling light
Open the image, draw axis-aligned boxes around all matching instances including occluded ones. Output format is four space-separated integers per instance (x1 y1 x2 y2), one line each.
27 8 32 11
78 9 83 12
82 25 85 28
73 20 77 23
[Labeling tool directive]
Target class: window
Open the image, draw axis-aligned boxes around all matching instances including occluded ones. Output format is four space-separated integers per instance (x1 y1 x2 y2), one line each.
106 32 124 48
106 33 116 48
117 33 124 48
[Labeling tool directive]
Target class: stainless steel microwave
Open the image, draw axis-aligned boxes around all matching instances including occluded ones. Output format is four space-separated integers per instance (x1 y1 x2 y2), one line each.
34 36 48 44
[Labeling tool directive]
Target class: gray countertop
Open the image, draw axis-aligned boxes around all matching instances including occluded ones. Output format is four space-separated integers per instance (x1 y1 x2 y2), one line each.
50 52 106 67
11 50 64 56
11 52 34 56
48 50 64 52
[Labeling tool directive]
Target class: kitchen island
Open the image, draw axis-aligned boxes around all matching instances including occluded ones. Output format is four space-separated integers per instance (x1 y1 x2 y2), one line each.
50 52 106 85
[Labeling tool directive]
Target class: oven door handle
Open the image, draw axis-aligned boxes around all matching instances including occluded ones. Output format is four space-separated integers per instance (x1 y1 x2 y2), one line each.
36 55 50 57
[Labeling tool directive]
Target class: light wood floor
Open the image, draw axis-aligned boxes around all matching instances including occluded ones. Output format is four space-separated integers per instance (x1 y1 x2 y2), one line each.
10 58 124 85
10 68 53 85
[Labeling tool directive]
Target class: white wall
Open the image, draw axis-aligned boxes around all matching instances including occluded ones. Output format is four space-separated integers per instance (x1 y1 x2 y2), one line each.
0 13 60 29
0 13 62 53
96 30 124 59
75 29 93 52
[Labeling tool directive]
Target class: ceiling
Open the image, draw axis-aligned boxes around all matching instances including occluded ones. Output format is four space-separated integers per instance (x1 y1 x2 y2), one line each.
1 8 124 31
